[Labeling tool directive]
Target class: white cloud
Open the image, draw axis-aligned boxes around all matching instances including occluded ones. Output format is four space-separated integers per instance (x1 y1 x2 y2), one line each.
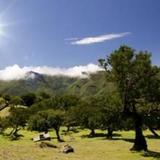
69 32 131 45
0 64 104 81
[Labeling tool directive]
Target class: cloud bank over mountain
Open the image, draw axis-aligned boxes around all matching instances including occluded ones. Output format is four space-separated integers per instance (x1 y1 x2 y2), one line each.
0 64 104 81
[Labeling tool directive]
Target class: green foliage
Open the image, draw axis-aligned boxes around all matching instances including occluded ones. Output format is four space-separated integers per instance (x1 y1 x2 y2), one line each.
4 107 29 139
29 95 80 115
100 45 160 150
10 96 24 106
21 93 37 107
28 109 64 131
0 117 8 134
38 91 51 100
2 94 11 102
99 93 122 131
67 97 102 136
28 114 48 132
105 46 159 112
7 107 28 129
47 110 64 129
28 109 64 141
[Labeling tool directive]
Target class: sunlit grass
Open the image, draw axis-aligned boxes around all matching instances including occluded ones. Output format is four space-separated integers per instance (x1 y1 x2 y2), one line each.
0 107 10 117
0 128 159 160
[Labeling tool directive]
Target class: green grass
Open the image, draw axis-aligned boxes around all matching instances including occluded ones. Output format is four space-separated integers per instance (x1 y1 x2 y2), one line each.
0 107 10 117
0 128 160 160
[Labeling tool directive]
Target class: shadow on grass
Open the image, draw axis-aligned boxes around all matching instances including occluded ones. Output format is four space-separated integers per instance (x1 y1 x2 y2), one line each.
81 133 121 139
122 138 134 143
142 150 160 158
80 132 136 143
2 133 24 140
102 137 135 142
61 130 80 136
50 137 65 142
145 135 160 139
78 131 160 159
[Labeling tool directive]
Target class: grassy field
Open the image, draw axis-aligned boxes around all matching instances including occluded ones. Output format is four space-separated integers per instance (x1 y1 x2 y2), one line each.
0 128 160 160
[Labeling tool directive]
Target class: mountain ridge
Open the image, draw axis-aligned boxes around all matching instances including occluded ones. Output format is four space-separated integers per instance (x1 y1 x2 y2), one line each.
0 71 114 98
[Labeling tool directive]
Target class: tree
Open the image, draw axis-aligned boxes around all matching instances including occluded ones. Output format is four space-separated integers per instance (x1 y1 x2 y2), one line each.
0 117 8 134
28 113 49 132
38 91 51 100
6 107 28 139
29 95 80 115
58 95 80 111
141 102 160 137
65 106 79 131
21 93 37 107
70 97 102 137
141 67 160 137
67 95 121 138
0 97 9 111
144 108 160 137
100 46 159 151
99 93 122 139
10 96 24 107
47 110 64 141
2 94 11 102
28 109 64 142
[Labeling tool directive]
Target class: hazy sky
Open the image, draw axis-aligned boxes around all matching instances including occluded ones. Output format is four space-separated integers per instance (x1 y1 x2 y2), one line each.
0 0 160 68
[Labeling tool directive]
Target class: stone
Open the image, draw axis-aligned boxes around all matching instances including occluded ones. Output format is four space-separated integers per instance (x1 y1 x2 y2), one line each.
62 144 74 153
39 142 57 148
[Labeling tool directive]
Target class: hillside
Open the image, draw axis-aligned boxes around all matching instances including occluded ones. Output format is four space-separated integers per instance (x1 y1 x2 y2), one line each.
67 71 115 98
0 71 115 98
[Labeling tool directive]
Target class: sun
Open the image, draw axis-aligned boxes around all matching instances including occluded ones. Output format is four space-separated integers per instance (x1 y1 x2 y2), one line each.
0 0 20 42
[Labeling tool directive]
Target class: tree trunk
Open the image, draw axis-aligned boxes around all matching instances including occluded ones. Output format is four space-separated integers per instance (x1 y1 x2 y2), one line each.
107 127 113 139
9 127 20 140
55 128 63 142
13 128 18 136
148 127 159 137
9 128 15 136
89 129 95 137
131 114 148 151
9 127 20 136
67 126 70 132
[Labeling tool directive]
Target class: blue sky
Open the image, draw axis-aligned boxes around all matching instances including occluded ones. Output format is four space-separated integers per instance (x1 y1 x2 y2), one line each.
0 0 160 69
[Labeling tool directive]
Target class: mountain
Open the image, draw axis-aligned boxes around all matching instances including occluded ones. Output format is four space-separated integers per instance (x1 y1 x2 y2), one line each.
0 71 114 98
66 71 115 98
25 71 44 80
